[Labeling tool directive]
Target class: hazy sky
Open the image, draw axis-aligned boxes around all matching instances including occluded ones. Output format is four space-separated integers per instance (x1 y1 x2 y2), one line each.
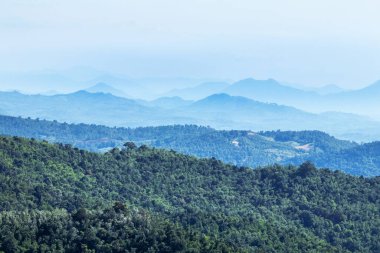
1 0 380 88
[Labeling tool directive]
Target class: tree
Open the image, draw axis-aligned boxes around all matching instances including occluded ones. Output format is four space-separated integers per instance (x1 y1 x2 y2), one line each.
124 142 137 150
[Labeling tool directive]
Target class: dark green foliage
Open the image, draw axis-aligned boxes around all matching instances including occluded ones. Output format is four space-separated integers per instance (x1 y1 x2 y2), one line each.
0 136 379 252
0 205 233 252
1 115 379 176
312 142 380 176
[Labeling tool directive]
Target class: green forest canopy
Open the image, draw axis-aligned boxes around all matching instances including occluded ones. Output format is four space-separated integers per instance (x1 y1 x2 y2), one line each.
1 115 380 176
0 136 379 252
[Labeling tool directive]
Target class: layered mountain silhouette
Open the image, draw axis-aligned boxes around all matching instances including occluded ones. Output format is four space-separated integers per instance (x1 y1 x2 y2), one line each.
165 81 231 100
85 82 130 97
144 96 193 109
167 77 380 120
3 68 379 120
0 90 379 141
327 80 380 118
310 84 346 95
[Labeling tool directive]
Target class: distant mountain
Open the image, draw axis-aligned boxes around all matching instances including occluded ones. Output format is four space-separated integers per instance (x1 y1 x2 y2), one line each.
221 78 380 120
83 74 150 98
0 68 208 100
190 93 299 112
339 80 380 101
278 81 348 96
0 90 193 127
0 90 379 141
182 93 380 141
145 96 193 109
3 68 380 119
187 93 312 122
167 78 345 103
311 84 346 95
284 83 346 95
165 78 362 118
355 80 380 93
223 78 323 111
323 80 380 119
38 90 60 96
164 77 380 121
87 76 213 99
165 81 230 100
85 82 129 97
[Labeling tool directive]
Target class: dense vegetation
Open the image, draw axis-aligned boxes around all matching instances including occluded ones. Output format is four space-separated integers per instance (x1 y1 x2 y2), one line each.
1 115 380 176
0 204 233 252
1 136 379 252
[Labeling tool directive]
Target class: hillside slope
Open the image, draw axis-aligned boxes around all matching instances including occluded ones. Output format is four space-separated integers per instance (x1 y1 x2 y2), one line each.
0 136 379 252
3 115 380 176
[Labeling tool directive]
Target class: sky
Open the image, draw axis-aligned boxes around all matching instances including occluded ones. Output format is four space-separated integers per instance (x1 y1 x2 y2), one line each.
1 0 380 89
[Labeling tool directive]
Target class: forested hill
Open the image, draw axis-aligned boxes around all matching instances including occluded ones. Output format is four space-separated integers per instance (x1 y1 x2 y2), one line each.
1 115 380 176
0 136 380 252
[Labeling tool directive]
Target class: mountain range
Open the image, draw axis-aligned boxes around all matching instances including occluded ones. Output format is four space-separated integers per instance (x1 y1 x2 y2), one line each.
306 84 346 95
0 90 379 142
164 81 231 100
1 71 380 252
0 68 214 99
85 82 130 98
168 78 380 120
2 114 380 176
2 68 380 119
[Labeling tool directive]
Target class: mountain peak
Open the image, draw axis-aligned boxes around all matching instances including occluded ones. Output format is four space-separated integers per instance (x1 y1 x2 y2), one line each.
91 82 114 89
85 82 128 97
239 77 278 83
230 78 282 89
70 90 99 97
66 90 122 100
352 80 380 94
200 93 256 103
368 80 380 89
205 93 232 100
193 93 264 108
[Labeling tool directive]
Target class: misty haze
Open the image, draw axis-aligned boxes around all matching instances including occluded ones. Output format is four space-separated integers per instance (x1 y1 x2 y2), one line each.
0 1 379 252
